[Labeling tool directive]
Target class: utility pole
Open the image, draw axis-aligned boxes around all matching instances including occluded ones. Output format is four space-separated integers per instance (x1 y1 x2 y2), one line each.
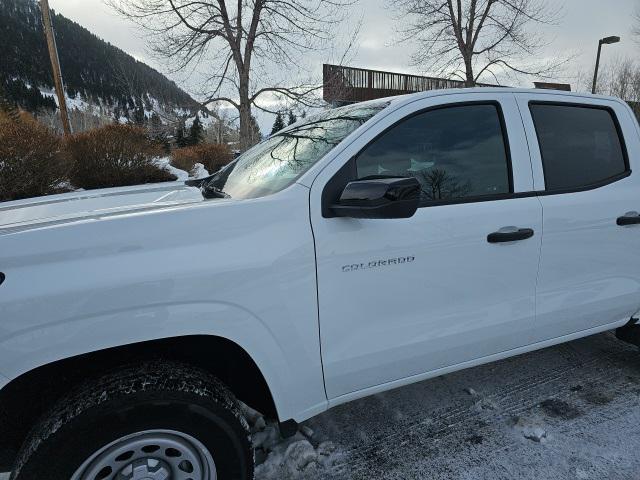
40 0 71 135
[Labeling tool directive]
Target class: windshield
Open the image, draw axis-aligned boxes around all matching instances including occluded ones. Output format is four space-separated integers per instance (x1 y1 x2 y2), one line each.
204 101 389 199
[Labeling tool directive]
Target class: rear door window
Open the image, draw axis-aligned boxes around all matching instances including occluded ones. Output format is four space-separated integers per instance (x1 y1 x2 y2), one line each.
529 104 628 191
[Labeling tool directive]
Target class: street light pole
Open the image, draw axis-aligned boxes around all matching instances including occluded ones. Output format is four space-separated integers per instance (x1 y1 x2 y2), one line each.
592 36 621 94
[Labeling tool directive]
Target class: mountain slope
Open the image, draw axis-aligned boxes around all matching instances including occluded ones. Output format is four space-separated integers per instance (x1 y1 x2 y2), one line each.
0 0 198 116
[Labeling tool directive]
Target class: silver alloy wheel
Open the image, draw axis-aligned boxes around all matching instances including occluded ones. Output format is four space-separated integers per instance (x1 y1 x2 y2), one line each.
71 430 217 480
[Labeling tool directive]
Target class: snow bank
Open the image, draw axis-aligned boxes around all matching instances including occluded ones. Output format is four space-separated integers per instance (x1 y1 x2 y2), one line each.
155 157 189 181
190 163 210 179
238 402 343 479
155 157 209 181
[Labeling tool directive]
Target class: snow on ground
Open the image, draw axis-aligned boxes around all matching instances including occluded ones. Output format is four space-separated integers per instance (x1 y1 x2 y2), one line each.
154 157 209 181
239 402 344 478
155 157 188 181
2 332 639 479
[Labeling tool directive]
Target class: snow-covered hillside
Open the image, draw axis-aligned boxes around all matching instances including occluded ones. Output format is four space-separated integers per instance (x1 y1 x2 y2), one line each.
1 0 200 123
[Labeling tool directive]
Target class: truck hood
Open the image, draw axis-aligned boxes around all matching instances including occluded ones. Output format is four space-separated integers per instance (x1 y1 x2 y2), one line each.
0 182 205 233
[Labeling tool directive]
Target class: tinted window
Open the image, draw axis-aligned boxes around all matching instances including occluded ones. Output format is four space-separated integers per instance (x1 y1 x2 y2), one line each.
530 104 627 191
355 104 511 204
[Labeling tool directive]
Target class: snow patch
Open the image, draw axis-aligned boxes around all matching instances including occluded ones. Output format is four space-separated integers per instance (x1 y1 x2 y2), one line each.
512 416 550 444
33 82 200 127
238 401 343 480
190 163 210 179
472 397 497 412
523 426 548 443
154 157 189 182
185 113 217 130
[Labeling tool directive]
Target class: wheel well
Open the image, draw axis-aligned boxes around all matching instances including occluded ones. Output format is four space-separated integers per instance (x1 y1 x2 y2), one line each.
0 335 278 463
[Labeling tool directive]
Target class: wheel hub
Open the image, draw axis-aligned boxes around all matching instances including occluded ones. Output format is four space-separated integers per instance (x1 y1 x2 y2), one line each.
118 458 171 480
71 430 217 480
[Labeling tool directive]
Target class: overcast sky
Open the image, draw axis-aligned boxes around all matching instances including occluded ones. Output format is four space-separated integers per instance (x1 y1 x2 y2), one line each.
49 0 639 131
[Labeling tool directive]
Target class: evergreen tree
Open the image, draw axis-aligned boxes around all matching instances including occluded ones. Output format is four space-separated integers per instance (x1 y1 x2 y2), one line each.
0 0 197 115
188 115 204 145
0 82 20 121
149 113 170 152
150 112 162 132
132 106 146 125
287 110 297 126
271 112 285 135
175 123 187 148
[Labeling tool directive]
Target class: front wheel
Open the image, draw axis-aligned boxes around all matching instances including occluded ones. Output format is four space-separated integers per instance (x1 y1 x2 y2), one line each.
11 362 254 480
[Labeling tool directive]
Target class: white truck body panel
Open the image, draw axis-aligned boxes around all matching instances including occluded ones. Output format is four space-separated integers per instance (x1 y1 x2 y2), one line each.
0 182 204 232
514 93 640 341
309 92 543 398
0 88 639 426
327 317 629 409
0 184 326 422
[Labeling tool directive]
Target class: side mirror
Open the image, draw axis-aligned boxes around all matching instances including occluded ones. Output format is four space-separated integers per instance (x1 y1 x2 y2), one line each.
331 176 421 219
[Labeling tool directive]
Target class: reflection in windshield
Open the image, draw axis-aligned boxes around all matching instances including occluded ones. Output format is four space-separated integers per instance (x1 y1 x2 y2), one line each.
205 101 389 199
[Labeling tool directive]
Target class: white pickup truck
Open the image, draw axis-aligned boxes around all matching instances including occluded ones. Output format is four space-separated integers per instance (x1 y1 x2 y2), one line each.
1 88 640 480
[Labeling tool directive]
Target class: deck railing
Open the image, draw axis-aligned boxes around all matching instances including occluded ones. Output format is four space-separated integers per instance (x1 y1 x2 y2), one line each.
323 64 497 104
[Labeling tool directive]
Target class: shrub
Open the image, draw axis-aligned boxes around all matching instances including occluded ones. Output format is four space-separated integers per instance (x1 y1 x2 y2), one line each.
171 143 233 177
65 124 176 189
0 111 70 202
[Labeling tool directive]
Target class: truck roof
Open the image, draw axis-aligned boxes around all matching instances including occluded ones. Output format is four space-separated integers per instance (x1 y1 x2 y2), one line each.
383 87 627 108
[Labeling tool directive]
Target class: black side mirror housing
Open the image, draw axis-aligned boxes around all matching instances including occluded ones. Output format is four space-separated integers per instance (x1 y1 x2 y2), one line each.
331 176 421 219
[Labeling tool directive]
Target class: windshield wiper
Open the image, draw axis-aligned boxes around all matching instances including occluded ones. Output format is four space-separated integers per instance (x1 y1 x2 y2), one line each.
201 182 231 199
185 176 230 199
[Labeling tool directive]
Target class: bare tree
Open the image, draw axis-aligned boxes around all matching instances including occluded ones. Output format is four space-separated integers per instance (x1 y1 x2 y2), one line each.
108 0 352 151
634 5 640 44
592 57 640 102
582 56 639 121
390 0 565 86
608 59 640 102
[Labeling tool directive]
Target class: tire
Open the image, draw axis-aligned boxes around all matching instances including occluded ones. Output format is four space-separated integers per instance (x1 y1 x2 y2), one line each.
11 361 254 480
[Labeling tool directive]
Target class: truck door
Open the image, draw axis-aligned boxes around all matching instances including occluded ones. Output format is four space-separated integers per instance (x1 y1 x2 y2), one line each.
515 93 640 341
309 93 543 401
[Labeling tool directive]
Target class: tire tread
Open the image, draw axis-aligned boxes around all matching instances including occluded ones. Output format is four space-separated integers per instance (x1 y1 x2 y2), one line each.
11 361 252 479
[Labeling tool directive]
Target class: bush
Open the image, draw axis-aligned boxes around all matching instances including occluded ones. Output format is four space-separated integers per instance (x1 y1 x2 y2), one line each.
65 124 176 190
171 143 233 177
0 111 70 202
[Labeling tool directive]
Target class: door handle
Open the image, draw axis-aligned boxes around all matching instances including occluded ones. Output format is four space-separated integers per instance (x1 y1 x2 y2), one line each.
617 211 640 226
487 227 534 243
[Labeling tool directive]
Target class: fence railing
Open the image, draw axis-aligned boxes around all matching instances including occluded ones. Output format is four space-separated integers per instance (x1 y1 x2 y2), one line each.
323 64 497 104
